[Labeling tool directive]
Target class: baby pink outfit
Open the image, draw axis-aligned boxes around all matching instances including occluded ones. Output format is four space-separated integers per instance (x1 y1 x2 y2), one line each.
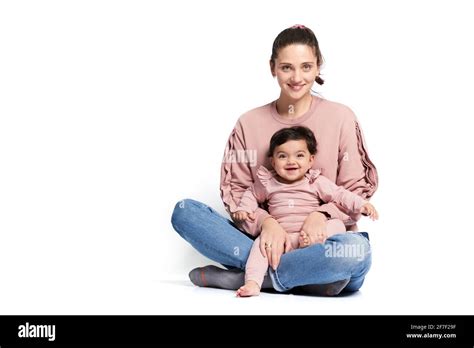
234 165 367 288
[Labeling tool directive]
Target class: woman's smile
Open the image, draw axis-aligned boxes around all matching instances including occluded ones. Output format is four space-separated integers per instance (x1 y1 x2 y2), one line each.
288 83 305 92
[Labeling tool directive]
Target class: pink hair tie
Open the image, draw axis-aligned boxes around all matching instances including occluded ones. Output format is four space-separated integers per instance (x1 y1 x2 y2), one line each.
291 24 306 29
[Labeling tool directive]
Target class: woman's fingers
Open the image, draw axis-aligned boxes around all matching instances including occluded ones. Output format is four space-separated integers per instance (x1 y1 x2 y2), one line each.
259 219 287 269
259 238 267 258
272 243 283 270
284 235 293 253
272 249 279 270
266 245 273 267
266 241 283 269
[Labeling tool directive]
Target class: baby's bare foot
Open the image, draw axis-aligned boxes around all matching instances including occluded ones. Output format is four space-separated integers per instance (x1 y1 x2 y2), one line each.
236 280 261 297
299 231 311 248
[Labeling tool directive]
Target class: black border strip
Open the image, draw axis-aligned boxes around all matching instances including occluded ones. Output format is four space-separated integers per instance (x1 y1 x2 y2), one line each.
0 315 473 346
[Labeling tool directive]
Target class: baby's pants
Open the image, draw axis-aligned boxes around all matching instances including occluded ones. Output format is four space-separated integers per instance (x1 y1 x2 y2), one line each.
245 219 347 287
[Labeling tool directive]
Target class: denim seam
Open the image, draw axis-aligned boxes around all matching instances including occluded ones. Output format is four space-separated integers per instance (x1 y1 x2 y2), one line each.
270 268 289 292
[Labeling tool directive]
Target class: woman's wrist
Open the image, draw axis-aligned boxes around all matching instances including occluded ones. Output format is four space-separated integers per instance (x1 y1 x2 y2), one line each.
262 216 277 228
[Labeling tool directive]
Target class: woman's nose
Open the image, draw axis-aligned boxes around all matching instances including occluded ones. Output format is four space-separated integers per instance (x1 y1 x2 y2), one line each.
291 69 302 82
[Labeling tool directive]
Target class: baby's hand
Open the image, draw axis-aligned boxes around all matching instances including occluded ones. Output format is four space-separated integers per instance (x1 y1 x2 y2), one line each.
361 202 379 221
233 211 250 222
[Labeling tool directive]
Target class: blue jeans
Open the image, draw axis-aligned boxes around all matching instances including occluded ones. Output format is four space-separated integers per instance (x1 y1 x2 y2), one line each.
171 199 372 292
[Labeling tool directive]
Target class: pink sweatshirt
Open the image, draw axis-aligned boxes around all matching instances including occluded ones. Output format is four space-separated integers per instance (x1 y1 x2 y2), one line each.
234 166 367 234
220 95 378 236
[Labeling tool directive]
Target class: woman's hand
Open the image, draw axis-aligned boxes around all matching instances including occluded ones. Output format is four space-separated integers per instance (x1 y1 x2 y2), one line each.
259 217 293 270
301 211 329 245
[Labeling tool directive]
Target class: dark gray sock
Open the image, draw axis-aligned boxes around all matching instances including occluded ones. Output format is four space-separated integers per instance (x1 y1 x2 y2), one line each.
298 278 350 296
188 265 274 290
261 274 273 289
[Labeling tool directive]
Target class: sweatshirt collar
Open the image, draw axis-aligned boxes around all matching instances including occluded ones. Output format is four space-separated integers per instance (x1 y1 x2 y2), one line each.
270 95 321 125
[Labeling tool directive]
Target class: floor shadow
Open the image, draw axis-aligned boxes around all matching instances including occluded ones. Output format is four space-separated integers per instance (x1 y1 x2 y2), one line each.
288 287 362 298
157 279 362 298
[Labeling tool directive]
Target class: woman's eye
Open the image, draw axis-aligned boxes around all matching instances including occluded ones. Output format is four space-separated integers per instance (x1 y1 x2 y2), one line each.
303 65 312 71
282 66 291 72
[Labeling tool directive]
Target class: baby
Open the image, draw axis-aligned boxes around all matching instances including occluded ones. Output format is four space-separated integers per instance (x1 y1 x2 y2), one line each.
232 126 378 297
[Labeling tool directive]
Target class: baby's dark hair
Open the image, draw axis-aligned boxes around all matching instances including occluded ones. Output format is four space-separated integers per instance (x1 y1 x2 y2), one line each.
270 25 325 85
267 126 317 157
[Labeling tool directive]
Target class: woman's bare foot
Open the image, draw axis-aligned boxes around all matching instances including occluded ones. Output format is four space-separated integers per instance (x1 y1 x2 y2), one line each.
299 231 311 248
236 280 261 297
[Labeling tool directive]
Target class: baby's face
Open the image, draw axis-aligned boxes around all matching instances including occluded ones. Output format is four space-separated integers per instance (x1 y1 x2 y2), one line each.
271 140 314 184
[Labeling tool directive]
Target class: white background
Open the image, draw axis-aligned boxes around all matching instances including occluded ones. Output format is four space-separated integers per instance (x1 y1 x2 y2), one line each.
1 0 474 314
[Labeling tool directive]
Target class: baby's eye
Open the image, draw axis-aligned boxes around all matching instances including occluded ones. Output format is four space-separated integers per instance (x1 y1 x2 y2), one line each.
297 154 305 158
278 154 287 159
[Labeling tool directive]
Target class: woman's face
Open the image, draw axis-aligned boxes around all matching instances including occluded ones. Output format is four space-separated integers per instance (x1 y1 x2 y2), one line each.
271 139 315 184
271 44 319 101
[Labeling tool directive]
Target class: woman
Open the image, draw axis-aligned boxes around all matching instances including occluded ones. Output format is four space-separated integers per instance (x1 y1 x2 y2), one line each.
171 24 378 296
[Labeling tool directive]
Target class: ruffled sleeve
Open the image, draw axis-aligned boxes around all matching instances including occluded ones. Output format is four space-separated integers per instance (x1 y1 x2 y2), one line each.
304 168 321 184
315 110 378 228
256 165 276 188
220 122 271 236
